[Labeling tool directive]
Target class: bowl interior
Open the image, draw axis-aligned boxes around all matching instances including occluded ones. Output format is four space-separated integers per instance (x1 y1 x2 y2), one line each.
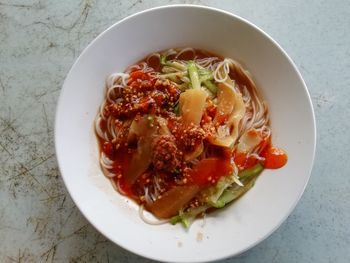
55 5 315 263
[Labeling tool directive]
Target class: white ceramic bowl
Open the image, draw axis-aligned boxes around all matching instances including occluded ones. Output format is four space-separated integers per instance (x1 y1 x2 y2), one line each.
55 5 316 263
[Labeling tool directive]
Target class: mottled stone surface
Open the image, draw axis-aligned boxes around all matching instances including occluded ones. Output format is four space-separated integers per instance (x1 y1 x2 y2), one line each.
0 0 349 262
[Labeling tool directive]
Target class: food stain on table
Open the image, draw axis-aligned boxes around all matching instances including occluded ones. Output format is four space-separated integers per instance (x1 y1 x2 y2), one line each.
196 232 204 242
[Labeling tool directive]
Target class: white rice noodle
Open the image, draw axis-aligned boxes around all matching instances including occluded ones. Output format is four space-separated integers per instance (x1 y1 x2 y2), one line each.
251 90 266 129
106 116 118 141
243 98 256 133
164 48 177 58
140 62 148 71
254 125 271 154
115 179 127 196
225 58 255 85
241 86 251 104
233 174 244 186
232 164 243 186
143 187 153 204
126 61 151 73
126 64 142 72
239 116 254 138
143 62 156 73
253 111 268 129
146 52 160 65
100 152 114 170
175 47 195 60
152 176 162 198
149 192 157 203
248 153 265 161
239 111 253 135
95 115 108 141
195 57 219 69
153 188 160 202
101 166 116 178
213 59 230 83
143 181 163 204
99 100 107 120
110 178 119 191
253 116 267 129
107 84 124 103
259 125 271 138
139 205 170 225
106 72 129 88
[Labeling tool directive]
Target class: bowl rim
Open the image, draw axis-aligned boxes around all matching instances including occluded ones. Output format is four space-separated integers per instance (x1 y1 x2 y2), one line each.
54 4 316 262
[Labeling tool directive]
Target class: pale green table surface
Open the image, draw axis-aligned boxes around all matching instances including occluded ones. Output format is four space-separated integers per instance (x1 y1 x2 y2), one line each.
1 1 349 262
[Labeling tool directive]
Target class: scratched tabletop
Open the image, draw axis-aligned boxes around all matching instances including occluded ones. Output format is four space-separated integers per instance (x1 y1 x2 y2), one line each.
1 0 349 262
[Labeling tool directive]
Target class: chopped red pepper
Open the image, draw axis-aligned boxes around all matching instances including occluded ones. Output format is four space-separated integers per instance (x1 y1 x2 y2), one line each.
188 158 233 186
262 147 288 169
128 70 150 82
234 152 258 170
102 142 114 157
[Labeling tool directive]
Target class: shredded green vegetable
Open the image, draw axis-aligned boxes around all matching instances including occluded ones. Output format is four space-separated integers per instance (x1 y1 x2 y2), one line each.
168 61 187 71
170 164 264 228
159 58 217 94
199 73 213 82
173 102 180 115
160 72 186 83
187 61 201 90
239 163 264 180
147 115 154 125
211 163 264 209
170 205 210 228
213 179 257 208
160 54 167 65
203 80 217 94
160 54 187 71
